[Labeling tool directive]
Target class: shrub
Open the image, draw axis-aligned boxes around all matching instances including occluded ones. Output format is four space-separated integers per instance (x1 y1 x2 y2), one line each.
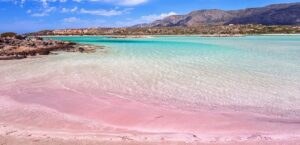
15 35 26 40
1 32 17 38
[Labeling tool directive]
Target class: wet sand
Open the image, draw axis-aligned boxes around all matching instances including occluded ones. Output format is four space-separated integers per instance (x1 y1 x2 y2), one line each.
1 87 300 144
1 123 300 145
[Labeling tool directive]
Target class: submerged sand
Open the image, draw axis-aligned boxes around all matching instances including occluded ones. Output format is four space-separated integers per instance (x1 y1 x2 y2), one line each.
1 36 300 144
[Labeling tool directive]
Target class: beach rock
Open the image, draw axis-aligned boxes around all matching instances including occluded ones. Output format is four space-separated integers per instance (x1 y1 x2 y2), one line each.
0 37 102 60
39 50 50 55
0 55 26 60
78 47 84 53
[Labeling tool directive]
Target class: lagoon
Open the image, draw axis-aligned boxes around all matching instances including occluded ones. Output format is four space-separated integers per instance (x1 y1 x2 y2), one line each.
1 35 300 143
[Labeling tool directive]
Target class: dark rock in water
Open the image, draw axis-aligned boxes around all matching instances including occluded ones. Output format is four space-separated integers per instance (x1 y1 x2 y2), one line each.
0 55 26 60
64 41 76 46
39 50 51 55
16 55 27 59
29 51 37 56
78 47 84 53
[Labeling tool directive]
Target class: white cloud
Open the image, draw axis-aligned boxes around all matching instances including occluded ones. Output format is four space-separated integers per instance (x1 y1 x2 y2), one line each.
62 6 78 13
31 13 47 17
40 0 49 7
26 9 32 13
79 8 132 16
36 0 68 8
141 12 177 22
63 17 80 23
3 0 148 8
117 0 147 6
20 0 26 7
31 6 56 17
75 0 148 6
113 12 177 27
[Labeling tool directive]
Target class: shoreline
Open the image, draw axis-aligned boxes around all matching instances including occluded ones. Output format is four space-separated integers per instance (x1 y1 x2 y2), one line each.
39 33 300 38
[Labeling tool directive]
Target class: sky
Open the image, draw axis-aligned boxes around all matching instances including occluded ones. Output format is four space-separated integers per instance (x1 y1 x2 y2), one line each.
0 0 299 33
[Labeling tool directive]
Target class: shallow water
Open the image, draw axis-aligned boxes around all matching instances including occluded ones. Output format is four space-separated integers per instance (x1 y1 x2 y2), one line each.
1 35 300 140
39 35 300 117
2 36 300 115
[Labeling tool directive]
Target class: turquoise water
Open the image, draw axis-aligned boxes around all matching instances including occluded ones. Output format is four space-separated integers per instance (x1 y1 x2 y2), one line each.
37 35 300 117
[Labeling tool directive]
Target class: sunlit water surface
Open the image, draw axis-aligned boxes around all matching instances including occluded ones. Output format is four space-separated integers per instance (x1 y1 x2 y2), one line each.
1 35 300 118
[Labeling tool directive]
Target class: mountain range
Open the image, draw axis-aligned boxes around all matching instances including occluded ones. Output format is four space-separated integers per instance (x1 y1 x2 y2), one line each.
137 2 300 27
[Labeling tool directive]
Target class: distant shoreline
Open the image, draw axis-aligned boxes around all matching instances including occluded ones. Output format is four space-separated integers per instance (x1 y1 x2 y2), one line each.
39 33 300 38
29 24 300 37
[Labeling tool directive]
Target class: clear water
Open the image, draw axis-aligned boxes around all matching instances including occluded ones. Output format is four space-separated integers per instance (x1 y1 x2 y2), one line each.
2 35 300 118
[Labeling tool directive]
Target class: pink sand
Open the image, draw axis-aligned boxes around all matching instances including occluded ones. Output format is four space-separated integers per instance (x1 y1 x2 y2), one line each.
0 54 300 144
1 79 300 144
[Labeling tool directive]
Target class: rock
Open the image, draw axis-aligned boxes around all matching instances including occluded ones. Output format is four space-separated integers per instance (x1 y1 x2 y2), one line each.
16 55 27 59
38 50 51 55
29 43 35 47
0 37 102 60
0 55 26 60
78 47 85 53
29 51 37 56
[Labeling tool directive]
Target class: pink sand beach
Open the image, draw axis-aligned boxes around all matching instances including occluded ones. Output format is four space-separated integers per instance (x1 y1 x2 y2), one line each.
1 36 300 144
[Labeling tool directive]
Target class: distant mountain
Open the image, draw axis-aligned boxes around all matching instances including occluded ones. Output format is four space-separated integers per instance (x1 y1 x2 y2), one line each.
139 2 300 27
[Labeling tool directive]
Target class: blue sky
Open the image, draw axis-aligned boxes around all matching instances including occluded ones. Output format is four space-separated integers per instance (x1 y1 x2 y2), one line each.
0 0 299 33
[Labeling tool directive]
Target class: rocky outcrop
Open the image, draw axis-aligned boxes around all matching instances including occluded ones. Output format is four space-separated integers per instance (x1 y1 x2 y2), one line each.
0 37 102 60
